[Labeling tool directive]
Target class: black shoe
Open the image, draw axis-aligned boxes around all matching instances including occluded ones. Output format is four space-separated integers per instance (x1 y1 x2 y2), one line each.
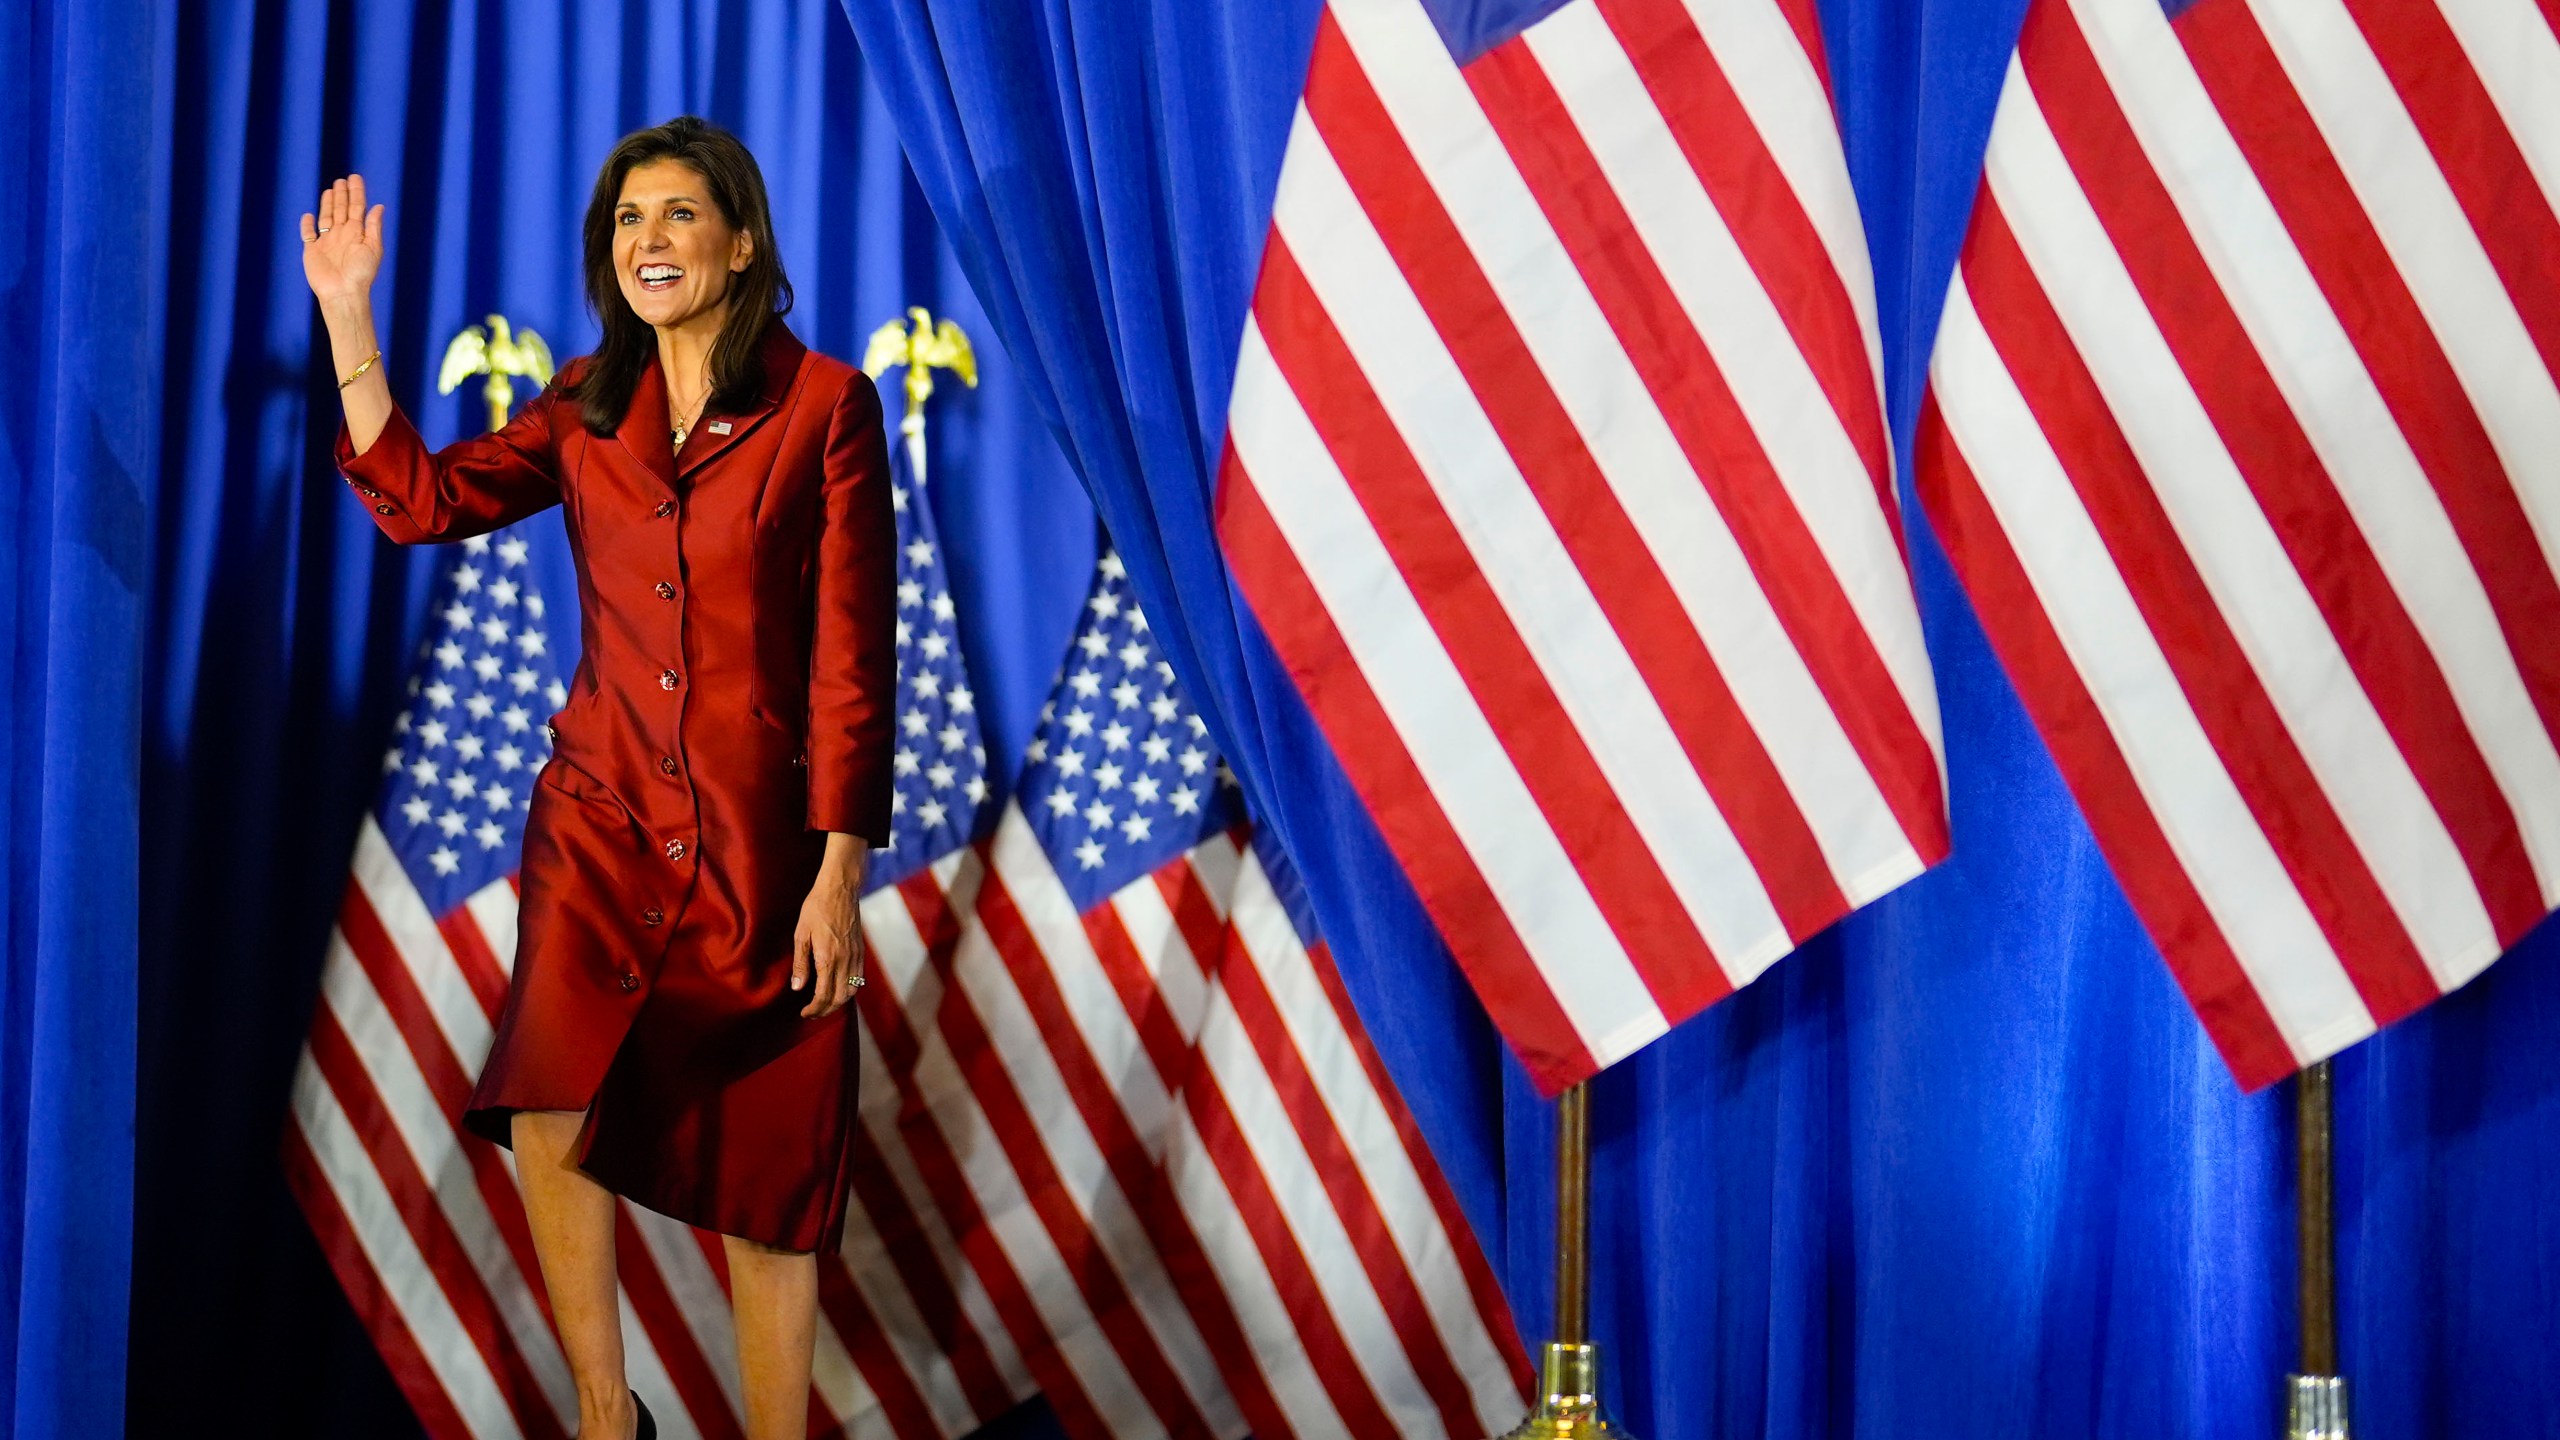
631 1390 657 1440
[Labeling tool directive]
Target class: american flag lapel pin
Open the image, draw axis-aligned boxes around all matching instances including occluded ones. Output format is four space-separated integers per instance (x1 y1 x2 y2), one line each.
707 420 732 435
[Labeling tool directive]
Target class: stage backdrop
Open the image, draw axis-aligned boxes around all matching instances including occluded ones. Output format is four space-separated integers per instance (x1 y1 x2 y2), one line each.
34 1 2551 1438
125 2 1091 1436
838 0 2560 1435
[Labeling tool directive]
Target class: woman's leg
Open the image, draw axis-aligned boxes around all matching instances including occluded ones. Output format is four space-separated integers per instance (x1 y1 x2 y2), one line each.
514 1109 638 1440
724 1234 818 1440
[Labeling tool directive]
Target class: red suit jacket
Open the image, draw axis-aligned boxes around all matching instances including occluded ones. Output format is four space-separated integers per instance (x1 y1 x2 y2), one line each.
337 321 895 1251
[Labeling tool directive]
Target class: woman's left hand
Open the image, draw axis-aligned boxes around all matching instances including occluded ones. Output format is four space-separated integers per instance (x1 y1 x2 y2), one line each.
793 836 870 1018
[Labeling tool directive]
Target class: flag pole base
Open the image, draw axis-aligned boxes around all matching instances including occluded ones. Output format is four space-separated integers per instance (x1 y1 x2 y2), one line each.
1497 1342 1629 1440
2285 1374 2348 1440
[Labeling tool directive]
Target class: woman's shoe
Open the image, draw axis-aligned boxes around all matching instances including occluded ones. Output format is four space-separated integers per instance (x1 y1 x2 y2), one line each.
631 1389 657 1440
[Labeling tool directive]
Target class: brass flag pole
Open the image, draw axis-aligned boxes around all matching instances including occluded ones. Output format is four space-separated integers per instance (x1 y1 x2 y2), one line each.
1499 1081 1627 1440
863 306 978 483
2287 1059 2347 1439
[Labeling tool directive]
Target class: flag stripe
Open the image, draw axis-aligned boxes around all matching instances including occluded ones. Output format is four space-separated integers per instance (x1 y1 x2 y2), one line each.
1914 389 2303 1083
1253 225 1745 1007
1929 260 2375 1063
285 1092 497 1440
1994 27 2480 1005
1222 332 1657 1079
1467 22 1948 884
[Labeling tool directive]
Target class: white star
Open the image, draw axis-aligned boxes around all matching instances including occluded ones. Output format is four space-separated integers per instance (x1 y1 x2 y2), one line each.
1101 721 1132 752
1111 680 1141 711
494 743 523 771
1055 748 1087 778
1186 715 1208 737
912 670 942 699
525 594 546 620
1118 641 1149 669
382 747 405 774
437 809 467 837
510 667 538 695
497 536 529 567
544 680 566 707
1179 746 1208 776
896 747 923 777
1088 590 1122 619
443 601 474 630
1074 838 1107 870
474 820 505 850
400 796 432 826
1129 608 1149 635
928 761 956 790
436 640 466 670
454 734 486 763
1149 696 1179 725
445 773 479 801
472 653 503 683
1120 814 1153 843
484 786 512 813
489 577 520 608
891 484 910 513
452 564 483 594
1155 660 1176 684
1095 762 1124 792
516 630 546 658
890 791 908 815
424 681 456 709
1045 789 1077 818
902 710 930 737
1171 784 1201 815
419 719 449 749
1130 775 1161 806
965 776 988 803
502 705 531 733
409 758 440 786
896 618 914 646
930 592 954 621
1141 735 1172 765
392 712 413 735
1069 669 1101 698
1084 799 1115 828
464 536 492 555
939 724 966 753
898 579 924 608
921 632 950 661
905 538 936 568
1100 552 1126 579
429 847 461 876
948 686 974 715
463 694 494 722
919 797 948 827
1078 632 1110 659
1026 737 1049 765
1063 708 1094 738
477 616 510 646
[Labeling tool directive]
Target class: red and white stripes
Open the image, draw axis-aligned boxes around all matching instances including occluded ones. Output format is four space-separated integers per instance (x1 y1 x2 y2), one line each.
1918 0 2560 1086
1218 0 1947 1091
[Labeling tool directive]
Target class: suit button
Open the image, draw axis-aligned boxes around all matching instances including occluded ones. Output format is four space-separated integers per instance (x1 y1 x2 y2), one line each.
642 907 663 927
655 499 677 518
620 971 640 992
659 669 679 691
659 755 678 776
544 724 558 743
655 581 676 600
356 486 380 498
665 838 687 861
792 753 808 768
374 502 394 514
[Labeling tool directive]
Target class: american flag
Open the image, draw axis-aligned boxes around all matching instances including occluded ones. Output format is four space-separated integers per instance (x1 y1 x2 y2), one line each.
1216 0 1950 1093
861 546 1528 1440
1915 0 2560 1087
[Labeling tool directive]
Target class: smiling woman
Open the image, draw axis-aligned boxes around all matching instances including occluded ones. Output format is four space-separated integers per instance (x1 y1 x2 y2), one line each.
300 116 895 1440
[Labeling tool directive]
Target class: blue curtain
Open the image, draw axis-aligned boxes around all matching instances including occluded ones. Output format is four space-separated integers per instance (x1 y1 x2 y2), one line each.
0 2 167 1436
837 2 2560 1437
121 4 1092 1435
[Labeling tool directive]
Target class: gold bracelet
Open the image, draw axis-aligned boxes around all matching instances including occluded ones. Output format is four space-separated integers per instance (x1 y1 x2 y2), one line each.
338 350 381 390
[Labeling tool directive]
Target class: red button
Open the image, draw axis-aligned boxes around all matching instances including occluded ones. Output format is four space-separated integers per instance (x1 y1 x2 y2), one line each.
620 972 640 992
659 669 679 691
659 756 678 776
655 500 677 518
642 907 664 927
374 503 394 514
655 581 676 600
665 838 687 861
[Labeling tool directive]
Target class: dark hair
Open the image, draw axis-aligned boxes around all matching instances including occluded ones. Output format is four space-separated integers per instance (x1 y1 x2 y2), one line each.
566 116 794 435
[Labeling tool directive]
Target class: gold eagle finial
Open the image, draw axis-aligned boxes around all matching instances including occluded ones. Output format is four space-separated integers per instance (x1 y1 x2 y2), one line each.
439 313 556 433
862 307 978 483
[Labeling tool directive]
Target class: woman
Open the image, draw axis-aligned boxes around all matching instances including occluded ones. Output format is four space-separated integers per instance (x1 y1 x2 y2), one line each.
302 117 895 1440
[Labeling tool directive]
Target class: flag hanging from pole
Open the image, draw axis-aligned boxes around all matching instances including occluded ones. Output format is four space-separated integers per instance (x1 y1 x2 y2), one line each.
1916 0 2560 1086
1216 0 1949 1093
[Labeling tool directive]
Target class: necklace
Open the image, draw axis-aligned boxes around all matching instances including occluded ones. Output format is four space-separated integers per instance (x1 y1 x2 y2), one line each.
670 392 709 448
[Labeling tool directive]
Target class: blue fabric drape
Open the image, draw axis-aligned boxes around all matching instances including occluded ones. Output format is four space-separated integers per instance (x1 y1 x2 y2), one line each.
123 4 1091 1435
0 2 168 1435
837 2 2560 1437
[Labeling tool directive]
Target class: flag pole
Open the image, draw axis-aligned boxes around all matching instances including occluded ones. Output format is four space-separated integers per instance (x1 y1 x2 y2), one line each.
2286 1059 2347 1440
1498 1081 1627 1440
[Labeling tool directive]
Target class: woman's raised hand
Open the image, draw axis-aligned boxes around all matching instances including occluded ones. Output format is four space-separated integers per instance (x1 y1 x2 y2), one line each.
301 174 385 308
